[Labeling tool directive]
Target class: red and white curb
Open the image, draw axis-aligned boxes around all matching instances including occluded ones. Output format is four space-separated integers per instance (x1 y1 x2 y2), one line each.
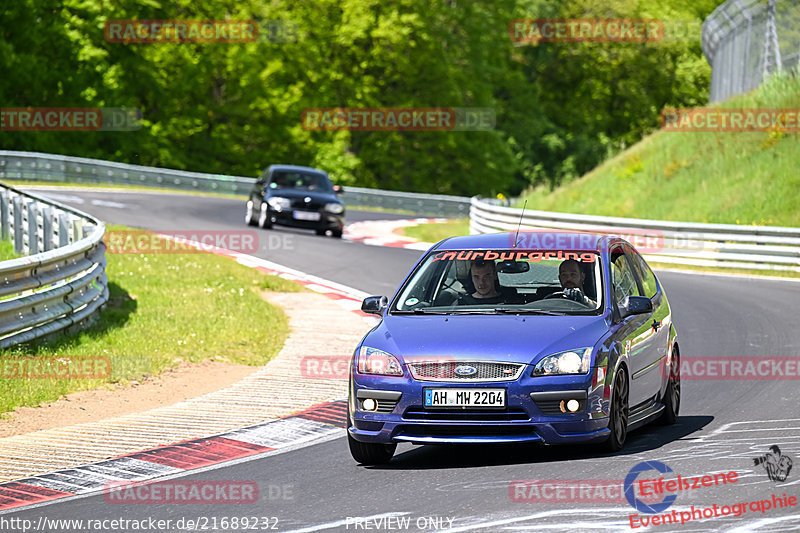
343 218 443 251
0 401 347 512
0 236 373 514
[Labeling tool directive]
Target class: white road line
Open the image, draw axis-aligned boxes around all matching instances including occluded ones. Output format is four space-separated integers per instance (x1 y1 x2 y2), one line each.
728 514 800 532
33 193 86 204
279 512 412 533
90 199 127 208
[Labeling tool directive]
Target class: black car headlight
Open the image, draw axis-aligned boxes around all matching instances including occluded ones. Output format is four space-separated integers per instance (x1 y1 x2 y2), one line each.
268 197 291 209
532 348 592 376
325 202 344 214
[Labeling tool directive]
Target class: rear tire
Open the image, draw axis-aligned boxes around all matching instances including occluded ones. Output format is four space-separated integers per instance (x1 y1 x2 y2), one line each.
347 415 396 465
331 229 343 238
658 348 680 425
604 368 629 452
315 228 327 236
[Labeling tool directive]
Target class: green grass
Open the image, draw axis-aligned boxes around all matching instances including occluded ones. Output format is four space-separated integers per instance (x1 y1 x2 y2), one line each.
0 240 19 261
402 218 470 243
516 73 800 227
0 224 303 415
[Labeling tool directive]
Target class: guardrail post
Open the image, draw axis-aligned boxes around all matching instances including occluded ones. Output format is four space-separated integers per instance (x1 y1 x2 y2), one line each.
42 206 54 251
0 191 8 240
12 195 23 254
71 218 82 243
58 212 71 247
27 200 39 255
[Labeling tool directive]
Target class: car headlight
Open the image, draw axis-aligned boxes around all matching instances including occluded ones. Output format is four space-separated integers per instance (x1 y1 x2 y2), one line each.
357 346 403 376
267 197 291 209
532 348 592 376
325 202 344 214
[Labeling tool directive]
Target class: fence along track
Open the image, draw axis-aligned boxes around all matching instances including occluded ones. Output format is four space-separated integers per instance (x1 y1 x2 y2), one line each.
0 182 108 348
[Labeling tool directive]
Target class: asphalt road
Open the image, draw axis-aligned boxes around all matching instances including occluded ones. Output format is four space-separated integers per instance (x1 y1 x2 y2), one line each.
5 189 800 532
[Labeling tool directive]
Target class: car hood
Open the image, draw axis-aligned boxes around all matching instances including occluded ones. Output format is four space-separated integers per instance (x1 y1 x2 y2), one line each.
364 314 609 366
267 188 340 203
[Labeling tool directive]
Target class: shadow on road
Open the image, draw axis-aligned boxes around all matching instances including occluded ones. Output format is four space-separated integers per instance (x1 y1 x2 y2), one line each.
369 415 714 469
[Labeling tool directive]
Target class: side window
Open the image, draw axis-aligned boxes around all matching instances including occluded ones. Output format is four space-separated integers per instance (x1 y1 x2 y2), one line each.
610 248 640 307
630 250 658 299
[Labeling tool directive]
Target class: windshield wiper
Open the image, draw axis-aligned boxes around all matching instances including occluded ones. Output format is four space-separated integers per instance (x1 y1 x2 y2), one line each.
392 309 454 315
492 308 566 316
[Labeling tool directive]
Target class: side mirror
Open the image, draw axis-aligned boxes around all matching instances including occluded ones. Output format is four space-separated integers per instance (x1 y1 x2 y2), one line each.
333 184 344 194
361 295 388 315
619 295 653 318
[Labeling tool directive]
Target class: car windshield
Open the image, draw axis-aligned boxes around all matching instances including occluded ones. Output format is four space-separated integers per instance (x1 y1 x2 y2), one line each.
391 249 603 315
270 172 331 192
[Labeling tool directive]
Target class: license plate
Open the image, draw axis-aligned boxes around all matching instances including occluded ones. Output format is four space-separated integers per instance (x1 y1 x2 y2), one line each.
293 211 321 221
424 388 505 408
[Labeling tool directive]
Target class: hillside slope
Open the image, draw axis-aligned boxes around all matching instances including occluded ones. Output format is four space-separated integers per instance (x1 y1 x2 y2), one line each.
517 74 800 226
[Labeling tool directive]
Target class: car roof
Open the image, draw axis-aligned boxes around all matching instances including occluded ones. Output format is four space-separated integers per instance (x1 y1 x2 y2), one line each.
433 231 611 251
267 164 328 175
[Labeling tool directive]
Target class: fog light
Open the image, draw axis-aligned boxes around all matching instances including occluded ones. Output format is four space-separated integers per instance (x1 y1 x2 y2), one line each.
362 398 377 411
566 399 580 412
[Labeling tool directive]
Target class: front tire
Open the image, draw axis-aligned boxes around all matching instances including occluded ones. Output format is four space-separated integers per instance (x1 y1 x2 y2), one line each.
245 200 257 226
258 203 272 229
604 367 629 452
347 415 396 465
658 348 680 425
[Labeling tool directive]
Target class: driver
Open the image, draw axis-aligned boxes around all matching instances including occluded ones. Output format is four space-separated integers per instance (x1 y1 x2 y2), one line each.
458 260 505 305
558 259 596 306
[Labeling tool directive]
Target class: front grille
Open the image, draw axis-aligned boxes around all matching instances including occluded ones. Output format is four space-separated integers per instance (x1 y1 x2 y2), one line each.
409 361 525 382
399 424 537 437
290 199 324 209
403 407 529 422
375 399 398 413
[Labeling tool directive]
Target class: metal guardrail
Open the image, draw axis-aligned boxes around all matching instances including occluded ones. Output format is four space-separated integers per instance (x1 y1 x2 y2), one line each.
470 197 800 273
702 0 800 103
0 182 108 348
0 150 472 217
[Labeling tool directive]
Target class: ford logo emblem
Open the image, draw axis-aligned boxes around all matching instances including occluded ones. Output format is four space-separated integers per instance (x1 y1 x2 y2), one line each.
455 365 477 376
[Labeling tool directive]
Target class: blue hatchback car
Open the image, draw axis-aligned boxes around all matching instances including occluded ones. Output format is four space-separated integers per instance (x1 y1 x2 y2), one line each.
348 232 681 464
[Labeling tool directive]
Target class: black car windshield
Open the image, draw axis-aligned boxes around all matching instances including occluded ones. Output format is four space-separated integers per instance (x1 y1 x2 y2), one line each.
270 171 332 192
392 249 603 315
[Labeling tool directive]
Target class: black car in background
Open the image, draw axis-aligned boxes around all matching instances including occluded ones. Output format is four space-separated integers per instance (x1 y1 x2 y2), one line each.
246 164 345 237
